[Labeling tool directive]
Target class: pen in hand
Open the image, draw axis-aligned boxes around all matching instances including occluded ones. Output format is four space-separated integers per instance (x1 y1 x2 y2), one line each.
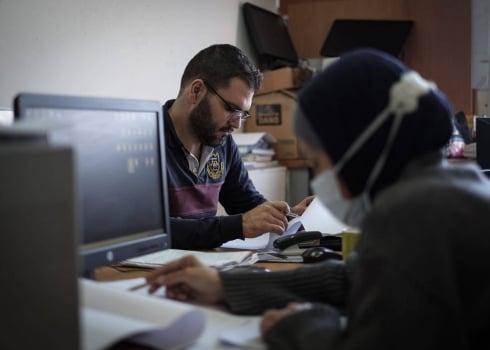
128 281 150 292
286 212 299 221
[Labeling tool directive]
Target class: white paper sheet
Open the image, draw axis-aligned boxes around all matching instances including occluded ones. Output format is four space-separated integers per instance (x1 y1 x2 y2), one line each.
219 318 263 349
220 233 271 250
80 278 206 350
296 197 346 234
99 278 265 349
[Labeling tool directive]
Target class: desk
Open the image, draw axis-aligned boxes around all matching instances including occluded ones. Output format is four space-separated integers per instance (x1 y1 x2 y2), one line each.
93 259 303 350
95 260 302 281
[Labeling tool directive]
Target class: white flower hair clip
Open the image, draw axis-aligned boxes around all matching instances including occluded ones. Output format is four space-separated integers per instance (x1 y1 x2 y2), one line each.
388 71 437 116
333 70 438 174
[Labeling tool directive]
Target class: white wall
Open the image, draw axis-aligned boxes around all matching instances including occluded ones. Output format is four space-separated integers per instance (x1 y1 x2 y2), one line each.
472 0 490 115
0 0 277 108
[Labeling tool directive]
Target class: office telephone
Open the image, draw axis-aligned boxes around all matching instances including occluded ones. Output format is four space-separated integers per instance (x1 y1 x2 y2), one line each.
273 231 323 251
273 230 342 252
258 231 342 262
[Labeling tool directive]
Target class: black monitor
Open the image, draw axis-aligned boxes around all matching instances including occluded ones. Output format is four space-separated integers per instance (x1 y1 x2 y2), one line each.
320 19 414 58
243 2 299 70
14 93 171 277
477 117 490 173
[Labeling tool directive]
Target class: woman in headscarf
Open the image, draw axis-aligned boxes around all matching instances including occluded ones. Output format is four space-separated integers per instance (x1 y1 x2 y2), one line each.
146 49 490 349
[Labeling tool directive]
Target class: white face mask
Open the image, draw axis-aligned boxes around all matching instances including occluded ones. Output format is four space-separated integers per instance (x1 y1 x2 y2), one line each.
310 71 435 228
310 168 369 228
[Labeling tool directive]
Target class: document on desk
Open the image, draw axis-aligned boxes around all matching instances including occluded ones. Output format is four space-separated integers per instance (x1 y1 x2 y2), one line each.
80 278 206 350
96 278 265 349
120 248 258 269
221 197 347 251
220 232 272 250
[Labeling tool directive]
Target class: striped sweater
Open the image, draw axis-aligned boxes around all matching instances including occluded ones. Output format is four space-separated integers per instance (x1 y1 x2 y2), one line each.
163 100 266 249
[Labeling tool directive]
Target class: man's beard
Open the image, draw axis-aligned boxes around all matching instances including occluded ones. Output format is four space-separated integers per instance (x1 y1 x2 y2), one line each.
189 96 231 147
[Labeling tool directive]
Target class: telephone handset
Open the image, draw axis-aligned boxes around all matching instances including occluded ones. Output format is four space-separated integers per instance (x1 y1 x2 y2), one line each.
273 231 323 251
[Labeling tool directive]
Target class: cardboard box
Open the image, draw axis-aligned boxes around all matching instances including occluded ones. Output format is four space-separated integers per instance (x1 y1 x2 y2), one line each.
245 90 303 160
257 67 313 95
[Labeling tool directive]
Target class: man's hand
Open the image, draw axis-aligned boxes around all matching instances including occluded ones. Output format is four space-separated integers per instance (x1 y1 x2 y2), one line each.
290 195 315 216
145 255 225 305
242 201 290 238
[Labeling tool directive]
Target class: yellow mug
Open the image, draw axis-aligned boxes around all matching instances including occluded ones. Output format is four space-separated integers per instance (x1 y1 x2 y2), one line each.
342 228 361 260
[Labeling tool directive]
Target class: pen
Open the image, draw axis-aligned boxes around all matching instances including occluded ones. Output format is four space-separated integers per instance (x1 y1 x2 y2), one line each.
268 252 289 259
128 281 150 291
286 212 299 220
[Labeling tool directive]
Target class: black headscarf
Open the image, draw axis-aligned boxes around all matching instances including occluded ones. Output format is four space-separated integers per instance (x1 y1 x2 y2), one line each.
294 49 453 197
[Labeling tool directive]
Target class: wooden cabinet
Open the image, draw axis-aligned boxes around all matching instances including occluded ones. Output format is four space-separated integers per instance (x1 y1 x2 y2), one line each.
281 0 472 114
248 165 287 202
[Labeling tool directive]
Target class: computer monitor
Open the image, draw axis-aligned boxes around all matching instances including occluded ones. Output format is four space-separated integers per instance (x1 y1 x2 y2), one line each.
476 117 490 173
14 93 171 277
320 19 414 58
243 2 299 70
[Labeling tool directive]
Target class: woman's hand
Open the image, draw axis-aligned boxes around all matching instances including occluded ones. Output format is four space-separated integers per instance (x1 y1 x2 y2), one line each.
145 255 225 305
260 302 313 337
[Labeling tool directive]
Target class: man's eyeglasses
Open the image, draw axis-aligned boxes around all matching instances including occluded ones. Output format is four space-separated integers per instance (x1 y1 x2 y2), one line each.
203 81 252 120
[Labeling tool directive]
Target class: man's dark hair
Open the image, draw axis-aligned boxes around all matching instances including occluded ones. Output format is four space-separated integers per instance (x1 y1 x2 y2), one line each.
179 44 262 95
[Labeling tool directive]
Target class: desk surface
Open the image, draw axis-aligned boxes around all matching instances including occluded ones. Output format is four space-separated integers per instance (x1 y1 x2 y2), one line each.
96 260 302 281
94 258 302 349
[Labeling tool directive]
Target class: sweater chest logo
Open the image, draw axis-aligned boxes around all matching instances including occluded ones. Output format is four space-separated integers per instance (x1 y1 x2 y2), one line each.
207 152 224 180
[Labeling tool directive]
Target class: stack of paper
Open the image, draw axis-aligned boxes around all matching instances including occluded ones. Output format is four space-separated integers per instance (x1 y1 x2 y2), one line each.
232 132 278 168
120 248 257 269
232 132 275 153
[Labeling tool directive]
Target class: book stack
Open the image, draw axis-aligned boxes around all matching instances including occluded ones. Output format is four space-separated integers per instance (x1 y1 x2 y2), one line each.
232 132 278 169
